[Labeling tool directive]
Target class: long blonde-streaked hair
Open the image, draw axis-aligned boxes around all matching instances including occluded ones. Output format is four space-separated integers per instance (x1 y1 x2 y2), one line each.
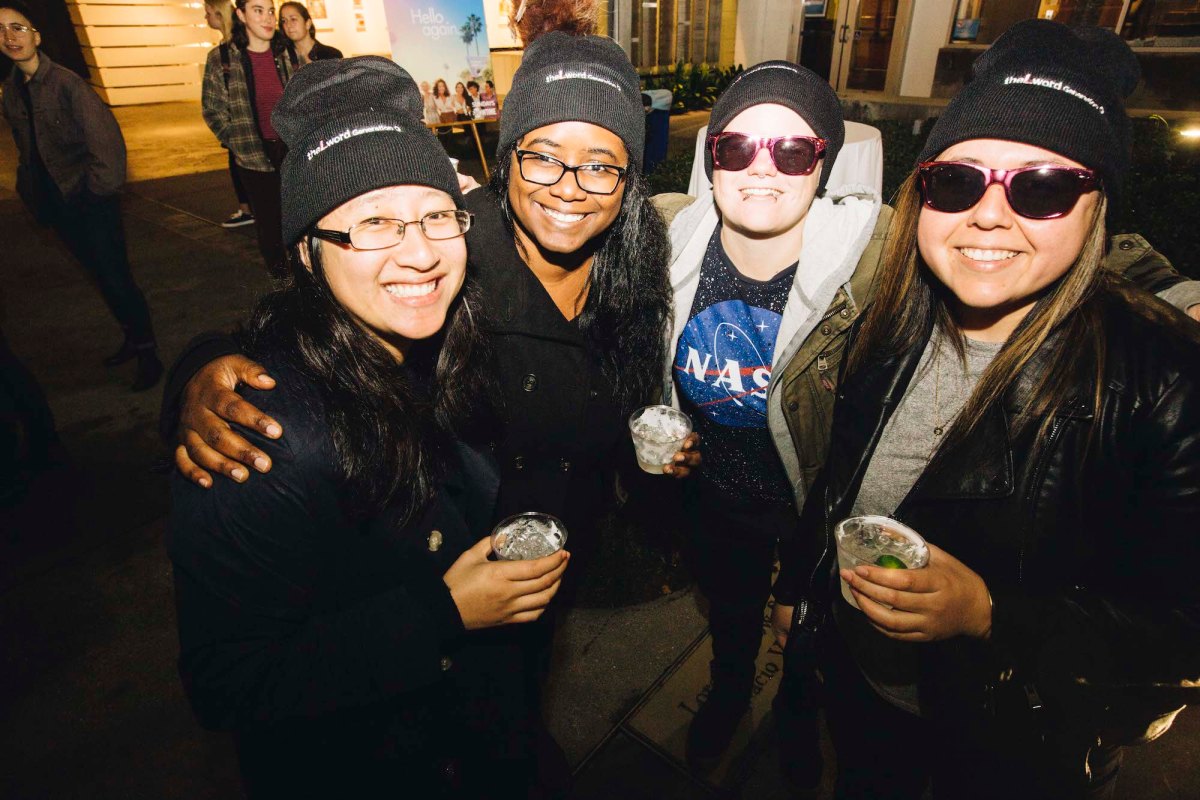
205 0 234 43
847 172 1110 450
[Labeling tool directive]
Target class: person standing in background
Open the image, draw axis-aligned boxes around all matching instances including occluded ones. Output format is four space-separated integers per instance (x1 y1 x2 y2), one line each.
203 0 255 229
0 1 163 392
278 2 341 66
201 0 296 277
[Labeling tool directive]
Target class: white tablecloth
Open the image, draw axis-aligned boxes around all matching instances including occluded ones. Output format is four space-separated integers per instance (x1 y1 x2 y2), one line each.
686 120 884 197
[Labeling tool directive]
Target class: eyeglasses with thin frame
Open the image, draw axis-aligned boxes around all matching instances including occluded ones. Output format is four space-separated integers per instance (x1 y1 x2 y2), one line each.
0 22 36 35
918 161 1099 220
707 132 827 176
310 210 473 251
515 149 627 195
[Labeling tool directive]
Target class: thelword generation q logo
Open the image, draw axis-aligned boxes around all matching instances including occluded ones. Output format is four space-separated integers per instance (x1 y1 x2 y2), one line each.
1003 73 1105 114
307 125 407 161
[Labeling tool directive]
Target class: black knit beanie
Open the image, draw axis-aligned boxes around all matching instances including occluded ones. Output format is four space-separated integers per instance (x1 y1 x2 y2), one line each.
497 32 644 169
919 20 1140 204
704 60 845 192
272 56 463 246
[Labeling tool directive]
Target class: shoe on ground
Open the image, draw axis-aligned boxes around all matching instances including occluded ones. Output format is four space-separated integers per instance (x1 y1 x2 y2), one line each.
685 690 749 771
132 351 164 393
221 209 255 228
102 338 138 367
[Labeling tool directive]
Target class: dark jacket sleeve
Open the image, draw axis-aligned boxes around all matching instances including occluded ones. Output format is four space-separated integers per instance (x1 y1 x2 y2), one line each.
158 331 244 444
168 384 465 729
1104 234 1186 296
68 74 126 197
990 354 1200 721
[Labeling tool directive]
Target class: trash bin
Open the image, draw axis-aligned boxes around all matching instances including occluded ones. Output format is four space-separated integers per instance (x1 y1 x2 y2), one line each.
642 89 672 174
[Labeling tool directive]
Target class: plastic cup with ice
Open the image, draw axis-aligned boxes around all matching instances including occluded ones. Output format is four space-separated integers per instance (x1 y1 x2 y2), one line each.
491 512 567 561
834 515 929 610
628 405 692 475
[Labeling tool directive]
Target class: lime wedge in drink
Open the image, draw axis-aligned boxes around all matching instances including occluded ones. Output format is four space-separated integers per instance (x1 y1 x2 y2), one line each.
875 554 908 569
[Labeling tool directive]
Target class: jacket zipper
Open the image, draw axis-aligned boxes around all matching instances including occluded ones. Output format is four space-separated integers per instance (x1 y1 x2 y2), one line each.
1018 415 1064 585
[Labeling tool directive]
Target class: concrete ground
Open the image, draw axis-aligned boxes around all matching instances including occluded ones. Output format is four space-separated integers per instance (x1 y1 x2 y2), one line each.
1 102 1197 799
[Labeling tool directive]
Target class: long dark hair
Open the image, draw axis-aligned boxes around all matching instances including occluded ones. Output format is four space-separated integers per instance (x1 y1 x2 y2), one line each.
244 239 492 522
232 0 291 56
489 140 672 414
848 173 1110 450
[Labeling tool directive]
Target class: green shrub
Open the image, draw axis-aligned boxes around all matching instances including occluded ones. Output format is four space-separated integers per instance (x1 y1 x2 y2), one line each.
642 62 744 114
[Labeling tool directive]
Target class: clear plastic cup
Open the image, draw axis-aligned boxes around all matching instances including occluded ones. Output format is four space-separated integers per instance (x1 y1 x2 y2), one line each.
628 405 692 475
491 512 567 561
834 515 929 609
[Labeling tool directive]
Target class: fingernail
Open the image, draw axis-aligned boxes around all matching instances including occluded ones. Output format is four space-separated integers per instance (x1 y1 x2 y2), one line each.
265 424 282 437
254 456 269 472
232 468 248 481
257 373 274 384
200 478 212 488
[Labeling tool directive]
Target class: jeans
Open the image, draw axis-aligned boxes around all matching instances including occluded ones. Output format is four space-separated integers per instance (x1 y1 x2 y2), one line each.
237 138 287 277
46 189 155 348
683 486 792 699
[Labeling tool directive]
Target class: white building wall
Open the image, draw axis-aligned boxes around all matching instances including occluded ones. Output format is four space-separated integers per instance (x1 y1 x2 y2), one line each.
898 0 954 97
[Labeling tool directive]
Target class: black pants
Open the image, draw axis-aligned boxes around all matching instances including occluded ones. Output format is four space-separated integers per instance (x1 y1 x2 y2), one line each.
684 486 791 699
46 189 155 348
811 623 1123 800
228 149 249 205
236 139 286 277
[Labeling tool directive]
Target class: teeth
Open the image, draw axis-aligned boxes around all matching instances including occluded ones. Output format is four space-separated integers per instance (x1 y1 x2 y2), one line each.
540 205 585 222
384 280 437 298
959 247 1019 262
741 188 780 197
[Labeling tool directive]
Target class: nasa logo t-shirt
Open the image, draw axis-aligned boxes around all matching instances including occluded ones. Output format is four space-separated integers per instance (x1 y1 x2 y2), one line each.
674 227 795 506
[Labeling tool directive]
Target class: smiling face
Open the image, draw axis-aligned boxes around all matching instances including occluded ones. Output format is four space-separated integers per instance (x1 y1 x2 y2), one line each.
917 138 1099 340
279 4 309 43
507 121 628 256
311 186 467 360
711 104 822 240
0 7 40 67
236 0 276 46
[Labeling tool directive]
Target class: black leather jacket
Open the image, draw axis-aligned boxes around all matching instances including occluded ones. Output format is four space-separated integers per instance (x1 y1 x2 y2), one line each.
774 281 1200 745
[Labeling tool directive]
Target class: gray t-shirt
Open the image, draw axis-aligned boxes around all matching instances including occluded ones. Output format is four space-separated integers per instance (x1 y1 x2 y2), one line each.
837 330 1003 715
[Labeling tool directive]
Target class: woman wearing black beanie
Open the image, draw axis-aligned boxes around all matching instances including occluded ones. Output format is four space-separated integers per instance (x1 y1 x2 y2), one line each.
169 57 568 798
771 20 1200 799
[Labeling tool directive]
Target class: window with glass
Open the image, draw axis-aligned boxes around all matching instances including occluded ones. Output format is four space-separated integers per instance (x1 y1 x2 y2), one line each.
950 0 1200 47
629 0 722 68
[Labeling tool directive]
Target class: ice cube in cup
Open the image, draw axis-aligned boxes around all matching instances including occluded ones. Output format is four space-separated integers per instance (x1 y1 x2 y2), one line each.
834 515 929 610
628 405 692 474
491 512 567 561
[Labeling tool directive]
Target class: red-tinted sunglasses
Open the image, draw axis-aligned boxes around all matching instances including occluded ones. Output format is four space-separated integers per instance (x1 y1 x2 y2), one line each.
707 132 827 176
918 161 1099 220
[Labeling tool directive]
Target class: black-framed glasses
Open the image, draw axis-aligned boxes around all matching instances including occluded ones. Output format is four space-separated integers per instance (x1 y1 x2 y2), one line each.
515 149 627 195
707 133 827 176
310 210 472 251
0 22 36 35
918 161 1099 220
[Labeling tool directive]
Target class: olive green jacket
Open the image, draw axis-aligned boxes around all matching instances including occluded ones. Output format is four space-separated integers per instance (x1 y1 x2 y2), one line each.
654 192 1198 512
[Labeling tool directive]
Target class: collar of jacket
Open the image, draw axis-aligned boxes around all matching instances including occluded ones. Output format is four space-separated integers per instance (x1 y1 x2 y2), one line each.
6 48 52 89
466 188 586 347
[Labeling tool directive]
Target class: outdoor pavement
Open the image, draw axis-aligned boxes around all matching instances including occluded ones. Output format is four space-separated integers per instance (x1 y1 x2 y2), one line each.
0 102 1197 799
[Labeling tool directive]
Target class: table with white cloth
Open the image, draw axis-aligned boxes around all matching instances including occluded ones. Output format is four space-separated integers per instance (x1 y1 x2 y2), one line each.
686 120 884 197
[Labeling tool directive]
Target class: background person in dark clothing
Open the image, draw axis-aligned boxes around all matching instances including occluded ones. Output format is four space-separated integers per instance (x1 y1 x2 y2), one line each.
201 0 296 276
0 1 162 392
202 0 255 229
170 56 568 798
278 2 341 66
